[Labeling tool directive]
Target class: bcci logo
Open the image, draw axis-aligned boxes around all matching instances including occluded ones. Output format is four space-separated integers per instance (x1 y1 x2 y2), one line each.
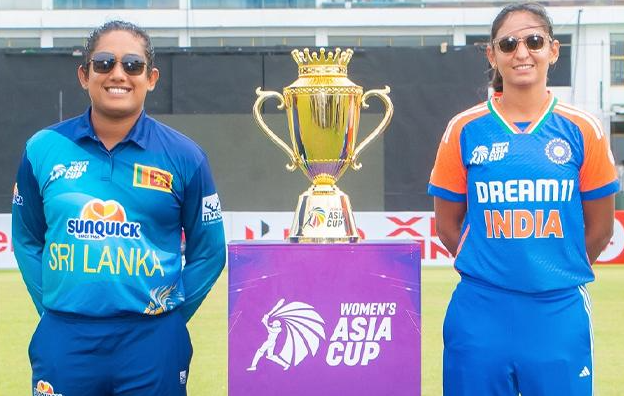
545 138 572 165
247 299 326 371
66 199 141 240
34 380 63 396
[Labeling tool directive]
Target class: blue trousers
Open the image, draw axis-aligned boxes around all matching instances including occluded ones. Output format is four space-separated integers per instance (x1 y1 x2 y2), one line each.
29 310 192 396
443 277 593 396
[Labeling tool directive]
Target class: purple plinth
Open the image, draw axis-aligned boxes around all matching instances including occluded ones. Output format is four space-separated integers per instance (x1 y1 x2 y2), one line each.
228 241 421 396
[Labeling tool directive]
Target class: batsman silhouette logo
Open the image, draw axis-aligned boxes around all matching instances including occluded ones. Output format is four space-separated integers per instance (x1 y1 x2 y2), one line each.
247 299 326 371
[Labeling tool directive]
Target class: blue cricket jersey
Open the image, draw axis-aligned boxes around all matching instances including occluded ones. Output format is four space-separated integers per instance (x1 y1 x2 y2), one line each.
429 93 619 292
12 108 226 320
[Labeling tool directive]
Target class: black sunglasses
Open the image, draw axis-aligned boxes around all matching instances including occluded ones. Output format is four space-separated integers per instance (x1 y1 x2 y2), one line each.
87 52 147 76
493 33 551 54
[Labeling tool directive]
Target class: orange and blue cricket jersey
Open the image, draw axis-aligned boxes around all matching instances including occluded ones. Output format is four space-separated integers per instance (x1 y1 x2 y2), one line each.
429 93 619 396
12 108 226 395
429 92 619 293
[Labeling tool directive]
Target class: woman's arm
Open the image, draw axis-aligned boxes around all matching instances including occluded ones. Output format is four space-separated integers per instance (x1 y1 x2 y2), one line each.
582 195 615 264
433 197 467 257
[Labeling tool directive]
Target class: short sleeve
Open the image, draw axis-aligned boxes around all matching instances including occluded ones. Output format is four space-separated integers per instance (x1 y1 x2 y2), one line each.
577 114 619 200
428 117 467 202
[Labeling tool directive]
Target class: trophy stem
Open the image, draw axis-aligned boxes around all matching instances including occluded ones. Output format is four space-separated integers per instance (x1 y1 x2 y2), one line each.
289 184 359 243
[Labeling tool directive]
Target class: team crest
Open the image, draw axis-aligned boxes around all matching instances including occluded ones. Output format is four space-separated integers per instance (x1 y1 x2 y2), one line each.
133 164 173 193
545 138 572 165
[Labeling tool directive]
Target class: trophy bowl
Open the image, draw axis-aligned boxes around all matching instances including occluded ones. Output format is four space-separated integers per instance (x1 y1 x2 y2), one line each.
253 48 393 242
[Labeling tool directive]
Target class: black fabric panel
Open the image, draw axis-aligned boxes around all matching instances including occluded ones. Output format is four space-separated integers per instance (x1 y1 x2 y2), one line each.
374 46 488 211
148 52 172 113
0 52 89 210
262 51 299 114
171 51 263 114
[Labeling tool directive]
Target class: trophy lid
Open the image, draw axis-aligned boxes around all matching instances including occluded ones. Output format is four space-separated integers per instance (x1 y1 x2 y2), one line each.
291 47 353 77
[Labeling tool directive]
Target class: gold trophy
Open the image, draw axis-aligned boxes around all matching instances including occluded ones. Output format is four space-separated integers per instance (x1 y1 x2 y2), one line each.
253 48 393 242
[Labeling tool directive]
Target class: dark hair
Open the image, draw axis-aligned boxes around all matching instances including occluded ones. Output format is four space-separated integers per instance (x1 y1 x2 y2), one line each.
83 20 155 76
489 2 554 92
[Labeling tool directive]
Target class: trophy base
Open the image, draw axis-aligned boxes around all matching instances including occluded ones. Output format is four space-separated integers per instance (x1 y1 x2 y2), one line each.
289 184 359 243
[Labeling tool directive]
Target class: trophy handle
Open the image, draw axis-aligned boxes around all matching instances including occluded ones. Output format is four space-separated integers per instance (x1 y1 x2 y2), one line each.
351 86 394 171
253 87 298 172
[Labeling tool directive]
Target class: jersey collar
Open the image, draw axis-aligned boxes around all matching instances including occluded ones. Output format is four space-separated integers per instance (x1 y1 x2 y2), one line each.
487 91 557 135
73 107 150 149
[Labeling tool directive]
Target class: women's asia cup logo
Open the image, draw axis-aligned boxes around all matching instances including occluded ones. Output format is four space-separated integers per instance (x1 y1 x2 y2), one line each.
303 207 326 229
247 299 326 371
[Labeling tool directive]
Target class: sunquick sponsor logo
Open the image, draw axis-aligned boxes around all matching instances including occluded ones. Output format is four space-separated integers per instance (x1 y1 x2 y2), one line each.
545 138 572 165
34 380 63 396
66 199 141 240
12 183 23 206
202 193 222 223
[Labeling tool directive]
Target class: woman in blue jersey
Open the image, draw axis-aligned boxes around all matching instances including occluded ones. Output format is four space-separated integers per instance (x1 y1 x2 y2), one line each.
429 2 619 395
12 21 226 396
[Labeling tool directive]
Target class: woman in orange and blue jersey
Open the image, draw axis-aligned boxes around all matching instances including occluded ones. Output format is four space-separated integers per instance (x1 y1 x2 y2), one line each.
428 3 619 395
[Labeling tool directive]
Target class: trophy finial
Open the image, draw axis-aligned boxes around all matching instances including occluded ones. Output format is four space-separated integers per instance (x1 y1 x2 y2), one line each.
291 47 354 76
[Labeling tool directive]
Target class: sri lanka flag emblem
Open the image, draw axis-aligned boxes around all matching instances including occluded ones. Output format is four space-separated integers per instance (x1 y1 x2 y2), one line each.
133 164 173 193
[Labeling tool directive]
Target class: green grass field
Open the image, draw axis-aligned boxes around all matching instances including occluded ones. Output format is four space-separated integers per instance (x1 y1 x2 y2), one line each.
1 266 623 395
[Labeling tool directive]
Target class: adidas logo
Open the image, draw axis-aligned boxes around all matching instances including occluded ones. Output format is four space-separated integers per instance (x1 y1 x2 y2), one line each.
579 366 591 378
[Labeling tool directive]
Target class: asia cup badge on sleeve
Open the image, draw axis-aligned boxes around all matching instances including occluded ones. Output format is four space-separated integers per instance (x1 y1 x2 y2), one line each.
253 48 393 243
